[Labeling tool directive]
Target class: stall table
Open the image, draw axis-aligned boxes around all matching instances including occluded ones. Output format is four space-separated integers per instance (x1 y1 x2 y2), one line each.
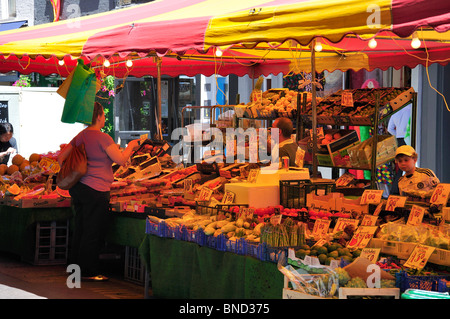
139 234 284 299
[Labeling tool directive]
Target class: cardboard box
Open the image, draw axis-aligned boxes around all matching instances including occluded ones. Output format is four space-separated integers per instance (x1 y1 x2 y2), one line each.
306 192 342 211
298 129 359 167
348 135 397 169
335 196 369 215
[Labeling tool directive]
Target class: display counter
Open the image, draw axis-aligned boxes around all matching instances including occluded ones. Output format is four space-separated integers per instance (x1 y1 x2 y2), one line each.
139 234 284 299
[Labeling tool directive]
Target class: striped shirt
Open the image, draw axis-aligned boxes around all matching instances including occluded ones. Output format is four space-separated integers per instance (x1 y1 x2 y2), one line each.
398 167 440 197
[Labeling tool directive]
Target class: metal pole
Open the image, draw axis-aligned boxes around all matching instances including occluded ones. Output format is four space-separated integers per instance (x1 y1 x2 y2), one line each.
156 57 162 140
311 40 318 178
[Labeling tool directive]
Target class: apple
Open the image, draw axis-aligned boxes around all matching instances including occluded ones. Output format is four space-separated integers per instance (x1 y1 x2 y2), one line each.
333 132 342 140
324 133 333 141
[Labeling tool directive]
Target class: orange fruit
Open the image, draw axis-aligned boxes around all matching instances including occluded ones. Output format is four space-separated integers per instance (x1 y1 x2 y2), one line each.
19 160 30 171
0 164 7 175
12 154 24 166
29 153 41 163
6 164 19 175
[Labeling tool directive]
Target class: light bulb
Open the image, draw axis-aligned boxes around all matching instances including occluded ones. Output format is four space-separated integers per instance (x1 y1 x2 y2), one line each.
126 59 133 67
103 59 110 67
368 38 377 49
411 34 421 49
314 41 323 52
58 60 64 66
215 48 223 57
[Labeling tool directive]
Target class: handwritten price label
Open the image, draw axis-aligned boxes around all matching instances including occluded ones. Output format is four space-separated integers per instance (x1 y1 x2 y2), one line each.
385 195 407 212
360 190 384 205
404 245 435 270
197 187 213 202
407 205 426 226
335 172 355 187
222 191 235 204
247 169 259 183
184 178 193 193
360 248 381 263
312 219 331 239
333 218 359 234
341 91 354 107
346 226 378 250
430 183 450 205
361 215 378 226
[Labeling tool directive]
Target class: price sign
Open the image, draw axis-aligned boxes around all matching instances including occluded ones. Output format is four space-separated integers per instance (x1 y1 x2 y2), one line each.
341 91 354 107
140 134 148 143
333 218 359 234
335 172 355 187
346 226 378 250
373 202 384 216
312 219 331 239
360 189 384 205
270 214 282 225
247 169 259 183
184 178 193 193
312 238 328 248
361 215 378 226
404 245 435 270
197 187 213 202
430 183 450 205
360 248 381 263
407 205 426 226
385 195 407 212
222 191 235 204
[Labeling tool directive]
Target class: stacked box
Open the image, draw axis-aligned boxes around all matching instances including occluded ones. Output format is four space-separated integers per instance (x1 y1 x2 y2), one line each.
31 220 69 265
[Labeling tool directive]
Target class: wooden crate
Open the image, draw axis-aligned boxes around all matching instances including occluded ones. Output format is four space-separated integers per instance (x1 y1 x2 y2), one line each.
339 287 400 299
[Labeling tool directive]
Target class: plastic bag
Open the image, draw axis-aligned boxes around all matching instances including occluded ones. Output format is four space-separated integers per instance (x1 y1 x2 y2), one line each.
278 249 339 298
60 59 100 125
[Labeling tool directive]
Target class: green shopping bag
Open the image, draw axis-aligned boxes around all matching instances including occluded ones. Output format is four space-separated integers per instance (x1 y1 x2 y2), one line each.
61 59 98 125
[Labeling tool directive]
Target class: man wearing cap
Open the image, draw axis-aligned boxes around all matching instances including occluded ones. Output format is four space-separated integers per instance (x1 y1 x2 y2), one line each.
391 145 440 198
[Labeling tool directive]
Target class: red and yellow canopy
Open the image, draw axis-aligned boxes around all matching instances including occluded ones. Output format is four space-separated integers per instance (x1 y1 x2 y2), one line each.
0 0 449 77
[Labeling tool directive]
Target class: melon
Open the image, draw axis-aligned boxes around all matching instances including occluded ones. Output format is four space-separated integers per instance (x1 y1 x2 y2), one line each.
0 164 7 175
56 186 71 198
19 160 30 172
6 183 20 196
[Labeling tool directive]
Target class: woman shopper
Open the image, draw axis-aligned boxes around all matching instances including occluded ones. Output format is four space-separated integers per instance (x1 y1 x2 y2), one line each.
58 102 140 281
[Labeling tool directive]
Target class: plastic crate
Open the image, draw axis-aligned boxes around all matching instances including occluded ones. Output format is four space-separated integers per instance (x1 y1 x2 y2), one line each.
395 271 450 293
205 233 226 251
264 244 288 263
124 246 146 285
183 227 206 246
195 202 248 216
244 240 266 261
31 220 69 265
279 180 335 209
164 224 183 240
225 237 246 255
145 218 165 237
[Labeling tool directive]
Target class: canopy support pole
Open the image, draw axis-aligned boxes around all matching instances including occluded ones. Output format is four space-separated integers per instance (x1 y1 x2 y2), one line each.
156 56 163 140
310 40 318 178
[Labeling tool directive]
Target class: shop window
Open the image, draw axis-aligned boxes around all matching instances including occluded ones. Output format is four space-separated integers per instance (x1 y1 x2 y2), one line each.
204 83 211 92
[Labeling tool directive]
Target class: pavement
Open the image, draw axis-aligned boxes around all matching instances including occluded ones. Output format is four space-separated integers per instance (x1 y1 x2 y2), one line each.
0 251 151 299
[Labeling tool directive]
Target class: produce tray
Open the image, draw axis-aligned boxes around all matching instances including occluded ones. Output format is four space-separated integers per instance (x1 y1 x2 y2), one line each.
338 287 400 299
225 237 246 255
145 219 165 237
395 271 449 293
7 196 72 208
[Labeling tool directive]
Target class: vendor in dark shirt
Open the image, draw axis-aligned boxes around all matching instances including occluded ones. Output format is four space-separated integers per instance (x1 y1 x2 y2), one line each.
0 123 17 165
272 117 299 167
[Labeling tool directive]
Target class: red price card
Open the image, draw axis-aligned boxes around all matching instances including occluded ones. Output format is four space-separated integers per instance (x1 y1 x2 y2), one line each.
346 226 378 250
407 205 426 226
361 215 378 226
385 195 407 212
404 244 435 270
312 219 331 239
430 183 450 205
360 189 384 205
333 218 359 234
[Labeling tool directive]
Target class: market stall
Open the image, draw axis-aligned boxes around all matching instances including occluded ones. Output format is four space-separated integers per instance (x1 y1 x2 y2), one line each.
0 0 449 300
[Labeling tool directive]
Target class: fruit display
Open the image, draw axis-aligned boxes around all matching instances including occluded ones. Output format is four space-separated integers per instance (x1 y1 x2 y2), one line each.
301 87 414 125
